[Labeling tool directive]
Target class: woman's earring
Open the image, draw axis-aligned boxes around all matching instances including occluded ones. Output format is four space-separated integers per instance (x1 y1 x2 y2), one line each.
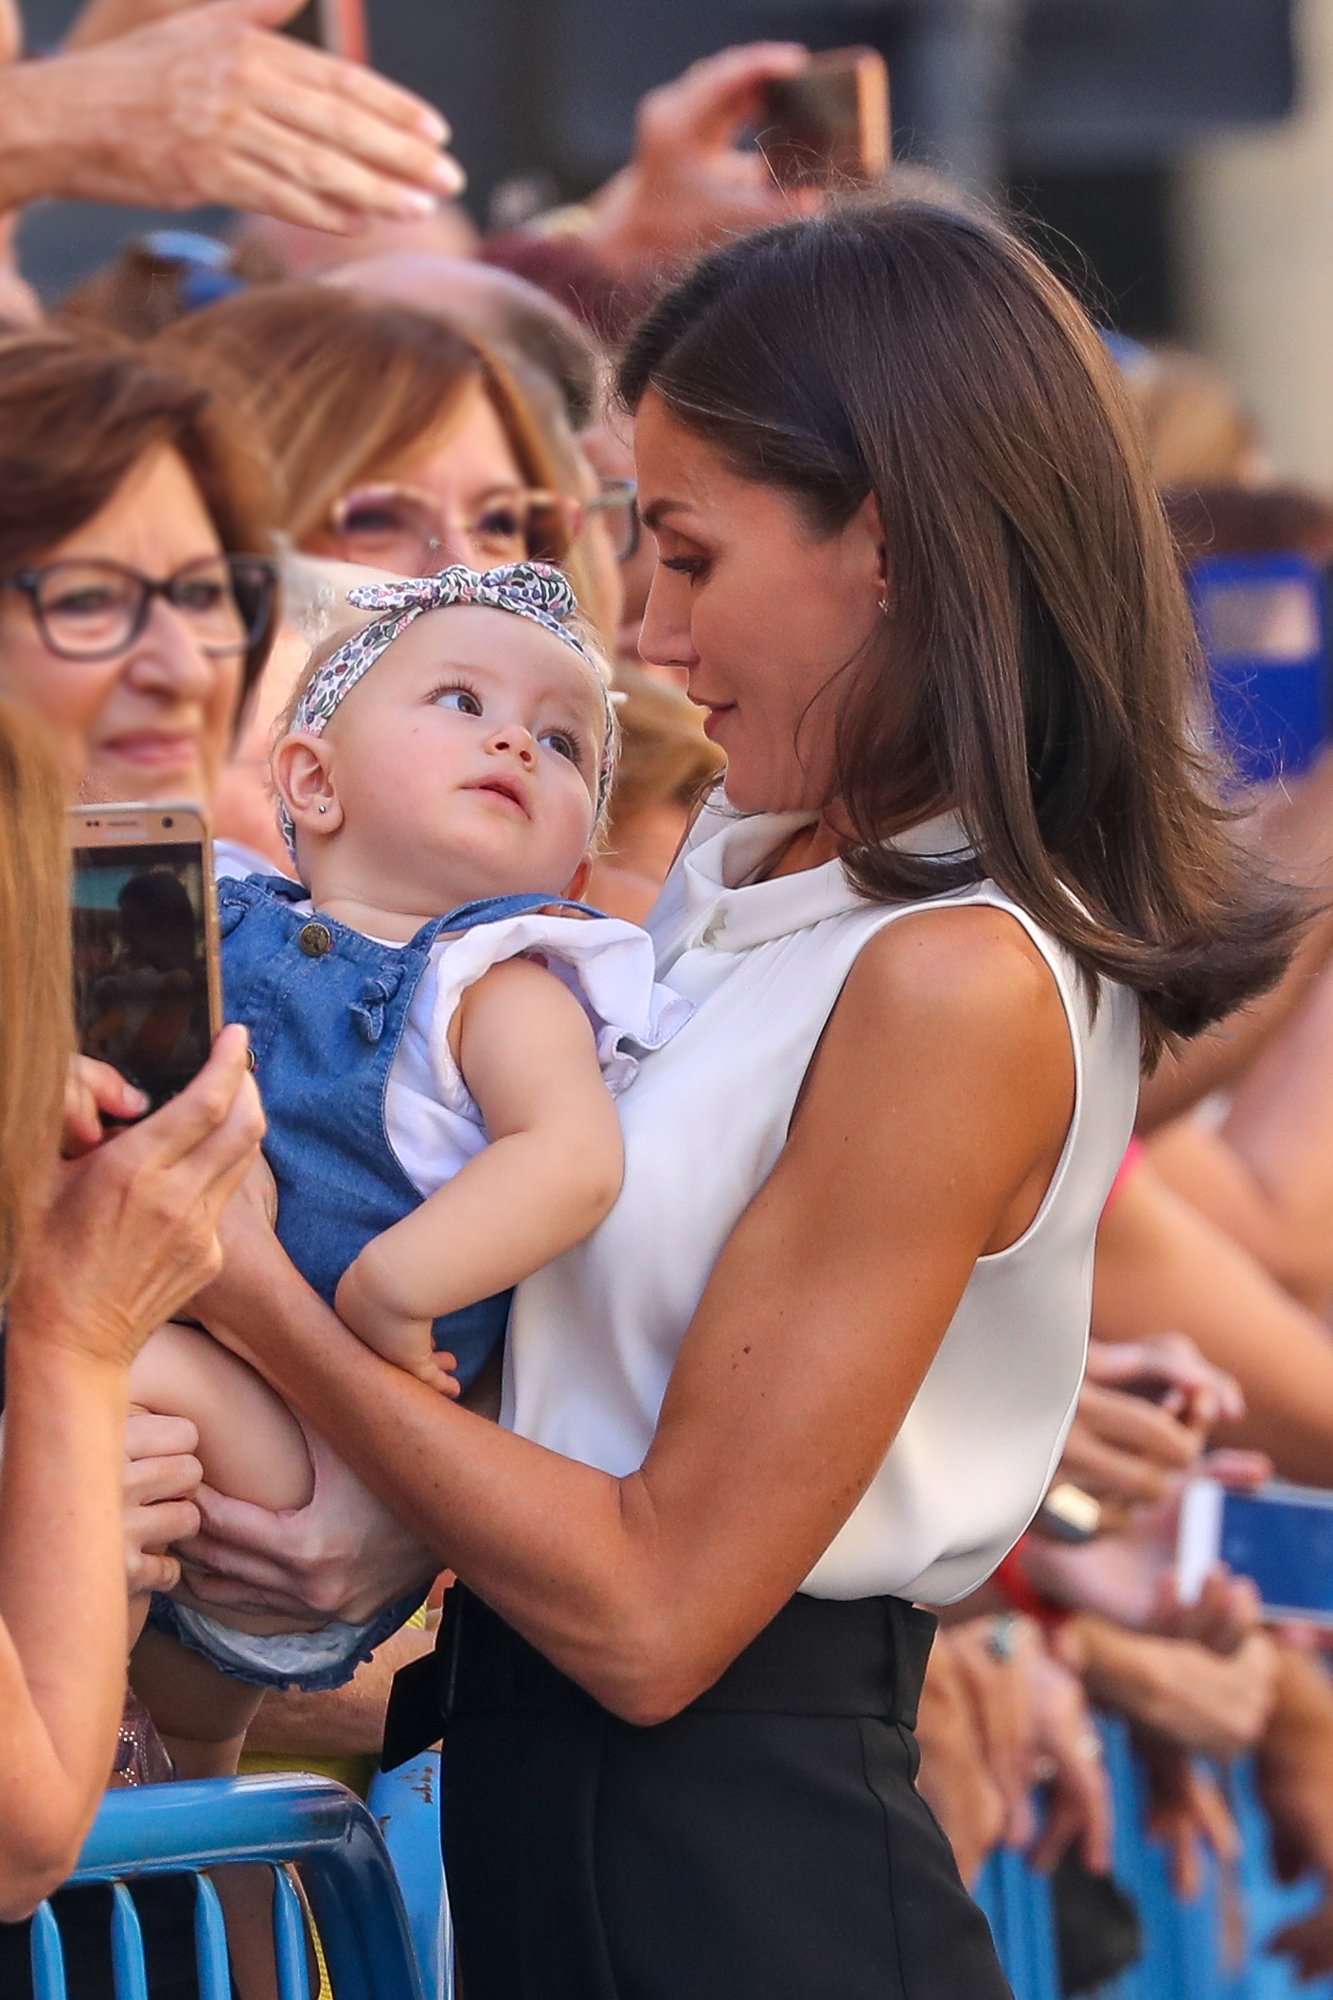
317 804 328 815
877 595 889 615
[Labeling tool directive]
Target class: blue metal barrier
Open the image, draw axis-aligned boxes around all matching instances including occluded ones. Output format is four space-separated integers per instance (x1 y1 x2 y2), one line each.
35 1773 428 2000
973 1725 1333 2000
367 1752 452 1998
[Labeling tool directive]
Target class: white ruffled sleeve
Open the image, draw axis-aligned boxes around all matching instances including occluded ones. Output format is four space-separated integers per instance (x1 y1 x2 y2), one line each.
425 911 693 1117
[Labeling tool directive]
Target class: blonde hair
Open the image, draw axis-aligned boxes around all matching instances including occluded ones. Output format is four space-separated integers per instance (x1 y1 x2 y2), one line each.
152 285 615 643
0 700 72 1294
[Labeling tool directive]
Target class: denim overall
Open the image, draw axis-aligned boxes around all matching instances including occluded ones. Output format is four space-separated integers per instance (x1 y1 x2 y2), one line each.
218 871 596 1389
148 874 599 1692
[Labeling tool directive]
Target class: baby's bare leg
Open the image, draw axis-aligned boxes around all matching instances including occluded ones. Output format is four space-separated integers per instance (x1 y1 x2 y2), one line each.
131 1321 313 1513
130 1623 264 1777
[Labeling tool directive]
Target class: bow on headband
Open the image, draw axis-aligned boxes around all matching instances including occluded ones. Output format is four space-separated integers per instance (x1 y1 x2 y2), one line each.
281 561 616 856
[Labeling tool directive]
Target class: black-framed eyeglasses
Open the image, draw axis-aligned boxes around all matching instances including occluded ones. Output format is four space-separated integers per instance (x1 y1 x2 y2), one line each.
2 555 278 662
583 477 640 565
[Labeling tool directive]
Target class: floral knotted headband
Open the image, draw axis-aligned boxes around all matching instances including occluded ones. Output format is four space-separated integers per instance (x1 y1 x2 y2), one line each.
280 561 617 855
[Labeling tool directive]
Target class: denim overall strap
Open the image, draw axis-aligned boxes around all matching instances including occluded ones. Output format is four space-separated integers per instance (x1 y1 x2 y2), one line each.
219 877 601 1389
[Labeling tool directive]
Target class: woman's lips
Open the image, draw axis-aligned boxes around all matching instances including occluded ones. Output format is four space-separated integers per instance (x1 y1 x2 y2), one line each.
101 733 197 770
700 704 735 743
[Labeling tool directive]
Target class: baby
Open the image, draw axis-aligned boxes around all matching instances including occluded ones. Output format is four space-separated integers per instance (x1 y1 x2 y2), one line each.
128 563 688 1765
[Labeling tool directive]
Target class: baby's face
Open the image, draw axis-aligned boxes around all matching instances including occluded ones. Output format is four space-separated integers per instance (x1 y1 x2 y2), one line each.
327 604 605 901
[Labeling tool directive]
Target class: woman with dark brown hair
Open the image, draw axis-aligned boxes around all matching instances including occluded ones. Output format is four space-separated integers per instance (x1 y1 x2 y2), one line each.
186 200 1298 1998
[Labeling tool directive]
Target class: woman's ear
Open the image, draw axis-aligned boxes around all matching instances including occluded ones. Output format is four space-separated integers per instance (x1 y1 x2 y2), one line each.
272 732 344 839
852 489 889 612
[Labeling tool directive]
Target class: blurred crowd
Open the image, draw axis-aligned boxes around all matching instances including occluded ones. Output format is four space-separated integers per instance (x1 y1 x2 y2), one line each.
0 4 1332 1995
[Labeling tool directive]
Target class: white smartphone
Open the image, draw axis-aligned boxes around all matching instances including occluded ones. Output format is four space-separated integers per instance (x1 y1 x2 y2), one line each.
68 802 222 1115
1178 1475 1333 1626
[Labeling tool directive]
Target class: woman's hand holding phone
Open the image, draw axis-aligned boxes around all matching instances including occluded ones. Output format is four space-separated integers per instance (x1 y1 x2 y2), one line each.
8 1025 264 1373
62 1054 149 1156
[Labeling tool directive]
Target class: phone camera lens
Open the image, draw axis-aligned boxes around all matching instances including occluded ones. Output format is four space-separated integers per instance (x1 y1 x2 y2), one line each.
162 816 174 828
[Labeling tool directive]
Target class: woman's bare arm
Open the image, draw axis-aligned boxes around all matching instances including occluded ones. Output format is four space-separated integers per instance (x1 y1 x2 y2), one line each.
1144 951 1333 1312
194 907 1073 1724
1093 1156 1333 1484
0 1336 133 1916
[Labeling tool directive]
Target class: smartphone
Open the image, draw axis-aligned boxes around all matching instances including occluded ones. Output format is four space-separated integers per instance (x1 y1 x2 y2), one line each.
281 0 367 61
761 47 891 189
68 803 222 1114
1178 1476 1333 1626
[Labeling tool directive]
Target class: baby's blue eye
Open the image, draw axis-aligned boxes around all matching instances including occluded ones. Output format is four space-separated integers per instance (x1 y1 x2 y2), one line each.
436 686 483 716
539 728 580 764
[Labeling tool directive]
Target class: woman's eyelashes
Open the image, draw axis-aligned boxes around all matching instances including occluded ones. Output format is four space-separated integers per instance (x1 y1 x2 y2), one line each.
430 682 586 769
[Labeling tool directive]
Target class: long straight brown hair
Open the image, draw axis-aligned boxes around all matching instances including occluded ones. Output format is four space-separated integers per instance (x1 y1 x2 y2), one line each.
620 198 1302 1065
0 699 71 1294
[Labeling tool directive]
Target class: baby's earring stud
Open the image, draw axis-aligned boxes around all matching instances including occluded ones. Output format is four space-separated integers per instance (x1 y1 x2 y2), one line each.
317 803 329 814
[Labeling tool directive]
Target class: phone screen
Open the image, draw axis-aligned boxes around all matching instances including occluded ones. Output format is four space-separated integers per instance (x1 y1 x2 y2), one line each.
71 839 214 1111
1217 1485 1333 1622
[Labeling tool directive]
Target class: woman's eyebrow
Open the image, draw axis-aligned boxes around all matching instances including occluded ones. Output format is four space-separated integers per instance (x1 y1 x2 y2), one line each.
640 498 689 532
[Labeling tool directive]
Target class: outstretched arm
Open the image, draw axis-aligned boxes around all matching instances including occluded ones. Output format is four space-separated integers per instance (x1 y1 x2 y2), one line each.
0 0 462 229
194 908 1073 1723
336 957 623 1379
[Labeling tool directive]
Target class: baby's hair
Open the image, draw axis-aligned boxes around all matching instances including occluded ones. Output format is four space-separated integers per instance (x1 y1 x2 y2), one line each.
275 599 621 848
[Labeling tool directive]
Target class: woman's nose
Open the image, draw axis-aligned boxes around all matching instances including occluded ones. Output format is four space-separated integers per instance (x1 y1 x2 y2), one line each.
124 599 215 699
638 568 698 675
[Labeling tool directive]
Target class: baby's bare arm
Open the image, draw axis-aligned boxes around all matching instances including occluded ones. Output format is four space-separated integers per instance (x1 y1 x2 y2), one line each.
335 957 623 1368
131 1321 313 1513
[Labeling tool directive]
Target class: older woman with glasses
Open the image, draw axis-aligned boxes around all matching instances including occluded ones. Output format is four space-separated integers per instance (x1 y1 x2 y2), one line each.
0 329 278 811
153 281 622 637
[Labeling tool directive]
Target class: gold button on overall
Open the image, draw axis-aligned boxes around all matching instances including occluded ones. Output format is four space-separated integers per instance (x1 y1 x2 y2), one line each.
298 920 334 958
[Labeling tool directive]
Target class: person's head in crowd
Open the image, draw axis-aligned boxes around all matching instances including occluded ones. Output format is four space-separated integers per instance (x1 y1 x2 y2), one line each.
587 660 724 921
0 327 278 807
58 232 264 342
1111 340 1267 490
1163 482 1333 567
320 258 631 652
0 697 71 1284
620 197 1299 1061
324 253 602 434
153 282 617 644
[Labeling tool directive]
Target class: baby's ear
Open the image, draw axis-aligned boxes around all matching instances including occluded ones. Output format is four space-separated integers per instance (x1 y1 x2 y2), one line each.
565 856 593 903
273 731 343 838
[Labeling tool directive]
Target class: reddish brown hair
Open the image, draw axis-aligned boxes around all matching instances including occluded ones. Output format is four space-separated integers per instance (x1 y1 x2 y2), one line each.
0 326 279 709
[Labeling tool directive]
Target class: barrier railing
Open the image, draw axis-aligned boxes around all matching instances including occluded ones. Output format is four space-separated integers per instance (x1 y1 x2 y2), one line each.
33 1772 427 2000
974 1720 1333 1999
41 1724 1333 1999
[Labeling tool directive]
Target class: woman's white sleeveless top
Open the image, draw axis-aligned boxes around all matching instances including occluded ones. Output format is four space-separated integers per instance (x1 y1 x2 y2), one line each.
503 797 1140 1604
